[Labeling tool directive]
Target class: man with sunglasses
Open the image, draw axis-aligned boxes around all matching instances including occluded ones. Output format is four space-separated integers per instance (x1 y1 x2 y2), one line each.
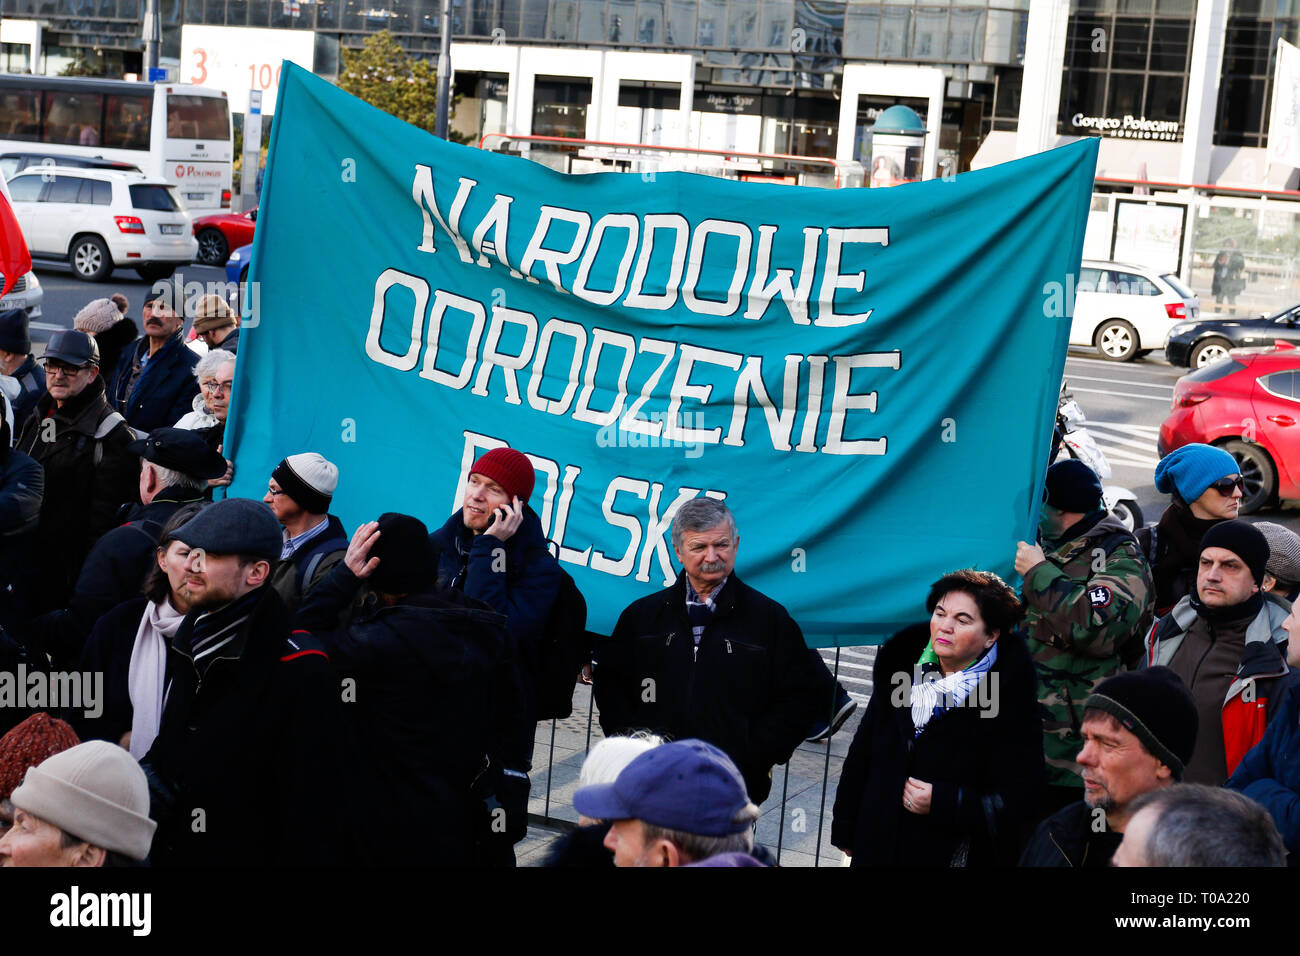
13 331 138 621
1015 459 1155 817
1138 443 1244 616
1146 519 1290 785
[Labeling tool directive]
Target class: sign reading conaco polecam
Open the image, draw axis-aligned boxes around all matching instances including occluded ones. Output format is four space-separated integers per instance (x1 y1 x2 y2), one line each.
180 25 315 114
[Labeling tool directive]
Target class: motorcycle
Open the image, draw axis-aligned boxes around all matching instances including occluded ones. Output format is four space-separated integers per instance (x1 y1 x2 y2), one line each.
1051 382 1145 531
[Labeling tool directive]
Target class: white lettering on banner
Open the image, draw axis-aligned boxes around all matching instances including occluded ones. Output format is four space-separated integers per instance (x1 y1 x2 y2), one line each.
456 430 728 587
367 275 902 457
471 306 538 404
572 328 637 427
408 168 890 326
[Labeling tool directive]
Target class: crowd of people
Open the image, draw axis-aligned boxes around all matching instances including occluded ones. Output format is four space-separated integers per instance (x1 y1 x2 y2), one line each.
0 291 1296 868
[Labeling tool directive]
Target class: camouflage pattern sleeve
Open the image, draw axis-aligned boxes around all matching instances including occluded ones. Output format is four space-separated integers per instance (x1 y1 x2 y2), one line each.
1021 541 1154 660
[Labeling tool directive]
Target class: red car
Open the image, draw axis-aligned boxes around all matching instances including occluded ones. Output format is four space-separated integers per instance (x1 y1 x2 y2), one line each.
1160 342 1300 513
193 207 256 266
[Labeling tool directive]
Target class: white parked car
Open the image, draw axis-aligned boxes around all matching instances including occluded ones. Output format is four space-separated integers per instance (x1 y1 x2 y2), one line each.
5 166 197 283
0 269 42 321
1070 259 1200 361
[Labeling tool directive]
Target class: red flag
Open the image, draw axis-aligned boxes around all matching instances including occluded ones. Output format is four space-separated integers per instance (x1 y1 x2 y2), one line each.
0 184 32 300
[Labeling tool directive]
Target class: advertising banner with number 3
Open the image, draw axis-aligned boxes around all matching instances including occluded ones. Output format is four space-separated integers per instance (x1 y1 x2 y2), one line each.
180 25 315 114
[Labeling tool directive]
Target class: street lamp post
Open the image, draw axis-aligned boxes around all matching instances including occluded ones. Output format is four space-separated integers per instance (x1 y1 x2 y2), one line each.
143 0 159 73
435 0 451 139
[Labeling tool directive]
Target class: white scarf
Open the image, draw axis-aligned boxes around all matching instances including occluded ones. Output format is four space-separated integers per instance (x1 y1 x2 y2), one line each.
909 642 998 735
128 597 186 760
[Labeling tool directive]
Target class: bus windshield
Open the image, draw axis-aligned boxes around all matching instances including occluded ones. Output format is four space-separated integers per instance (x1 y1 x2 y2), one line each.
167 95 231 141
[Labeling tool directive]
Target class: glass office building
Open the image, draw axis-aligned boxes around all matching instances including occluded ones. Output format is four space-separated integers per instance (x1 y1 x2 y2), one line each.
0 0 1288 173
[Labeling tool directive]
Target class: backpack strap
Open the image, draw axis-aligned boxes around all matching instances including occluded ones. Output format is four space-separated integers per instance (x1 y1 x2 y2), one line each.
92 412 128 466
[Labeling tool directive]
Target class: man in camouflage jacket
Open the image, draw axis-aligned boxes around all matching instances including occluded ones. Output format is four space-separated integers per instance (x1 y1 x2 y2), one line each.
1015 461 1154 814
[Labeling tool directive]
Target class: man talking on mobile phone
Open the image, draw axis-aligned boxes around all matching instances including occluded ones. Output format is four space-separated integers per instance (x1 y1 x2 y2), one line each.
429 447 563 866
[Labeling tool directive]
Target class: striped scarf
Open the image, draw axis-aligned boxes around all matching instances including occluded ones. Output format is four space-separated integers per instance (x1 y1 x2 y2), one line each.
909 642 998 736
189 587 263 677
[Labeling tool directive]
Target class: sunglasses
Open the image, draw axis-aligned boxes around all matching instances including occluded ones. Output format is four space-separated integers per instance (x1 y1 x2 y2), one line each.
1208 476 1245 495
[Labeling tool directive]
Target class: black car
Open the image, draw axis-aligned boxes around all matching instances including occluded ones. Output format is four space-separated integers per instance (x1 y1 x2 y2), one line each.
1165 302 1300 368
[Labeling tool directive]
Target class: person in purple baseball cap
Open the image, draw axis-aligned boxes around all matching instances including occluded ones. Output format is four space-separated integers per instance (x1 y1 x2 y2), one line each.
572 738 766 867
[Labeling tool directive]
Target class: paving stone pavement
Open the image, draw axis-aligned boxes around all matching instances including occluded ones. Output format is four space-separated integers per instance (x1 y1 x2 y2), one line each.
517 654 873 867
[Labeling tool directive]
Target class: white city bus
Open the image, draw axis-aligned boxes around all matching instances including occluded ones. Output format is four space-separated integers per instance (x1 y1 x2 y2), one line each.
0 74 233 209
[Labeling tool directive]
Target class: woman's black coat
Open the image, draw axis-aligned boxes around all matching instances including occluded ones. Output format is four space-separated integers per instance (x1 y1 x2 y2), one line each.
831 623 1045 867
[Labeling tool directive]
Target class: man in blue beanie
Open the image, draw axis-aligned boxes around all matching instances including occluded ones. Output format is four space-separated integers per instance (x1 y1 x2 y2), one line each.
1138 443 1243 614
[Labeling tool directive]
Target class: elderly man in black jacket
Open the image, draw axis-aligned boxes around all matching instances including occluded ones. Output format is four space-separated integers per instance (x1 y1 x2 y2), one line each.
106 295 200 434
593 497 825 803
141 498 345 867
295 513 524 866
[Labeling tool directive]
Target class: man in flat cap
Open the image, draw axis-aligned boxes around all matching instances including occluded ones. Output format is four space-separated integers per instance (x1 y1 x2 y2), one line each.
29 427 228 667
140 498 346 867
14 330 137 617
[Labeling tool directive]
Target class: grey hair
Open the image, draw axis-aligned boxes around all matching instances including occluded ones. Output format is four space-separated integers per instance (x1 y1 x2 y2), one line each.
147 461 206 493
578 732 664 790
641 802 760 864
193 349 235 381
671 497 737 551
1129 784 1286 867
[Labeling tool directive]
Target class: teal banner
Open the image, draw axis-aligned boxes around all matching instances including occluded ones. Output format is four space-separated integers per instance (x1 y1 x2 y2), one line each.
225 63 1098 645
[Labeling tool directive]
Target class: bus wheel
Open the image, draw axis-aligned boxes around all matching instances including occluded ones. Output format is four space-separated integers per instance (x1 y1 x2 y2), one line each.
70 235 112 282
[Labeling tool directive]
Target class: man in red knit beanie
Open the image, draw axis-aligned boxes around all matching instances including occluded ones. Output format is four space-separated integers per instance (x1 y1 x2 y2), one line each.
429 445 564 866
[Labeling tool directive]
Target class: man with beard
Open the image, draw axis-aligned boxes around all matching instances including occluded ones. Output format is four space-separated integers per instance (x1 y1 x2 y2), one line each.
106 295 199 434
140 498 344 866
1020 667 1197 867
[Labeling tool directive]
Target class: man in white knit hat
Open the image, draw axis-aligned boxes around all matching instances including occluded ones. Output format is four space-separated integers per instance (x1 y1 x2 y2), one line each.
0 740 156 866
263 452 349 611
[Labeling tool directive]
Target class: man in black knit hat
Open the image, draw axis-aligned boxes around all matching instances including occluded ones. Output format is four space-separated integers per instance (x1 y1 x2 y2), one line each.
0 308 44 428
293 514 526 866
1146 519 1290 785
1020 666 1197 867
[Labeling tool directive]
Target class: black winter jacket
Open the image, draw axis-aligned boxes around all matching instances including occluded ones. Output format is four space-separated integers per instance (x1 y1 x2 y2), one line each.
141 586 347 867
94 317 138 389
593 572 824 803
0 447 41 625
14 376 139 615
31 486 204 667
431 506 562 766
76 595 150 745
831 623 1045 867
294 563 522 865
106 332 200 434
1019 799 1122 867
